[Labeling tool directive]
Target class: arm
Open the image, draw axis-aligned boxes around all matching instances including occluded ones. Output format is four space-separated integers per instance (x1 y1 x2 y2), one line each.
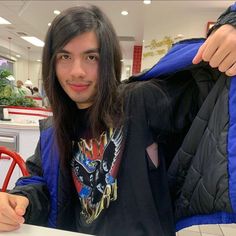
193 3 236 76
0 142 50 232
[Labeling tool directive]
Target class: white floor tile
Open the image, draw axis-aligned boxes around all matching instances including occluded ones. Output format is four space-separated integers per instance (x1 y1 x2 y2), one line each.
219 224 236 229
220 225 236 236
178 231 201 236
199 224 223 235
201 234 221 236
183 225 200 232
176 224 236 236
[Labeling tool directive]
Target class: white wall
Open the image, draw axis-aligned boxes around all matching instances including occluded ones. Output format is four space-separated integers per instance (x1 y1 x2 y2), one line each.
141 1 235 70
14 59 42 88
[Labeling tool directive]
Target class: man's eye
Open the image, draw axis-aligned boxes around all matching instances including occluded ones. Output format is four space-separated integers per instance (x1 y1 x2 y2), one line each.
57 54 71 60
87 55 98 61
61 54 71 60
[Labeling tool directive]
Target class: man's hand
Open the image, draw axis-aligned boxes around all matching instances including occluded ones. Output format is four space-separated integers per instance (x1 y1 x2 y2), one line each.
0 192 29 232
193 24 236 76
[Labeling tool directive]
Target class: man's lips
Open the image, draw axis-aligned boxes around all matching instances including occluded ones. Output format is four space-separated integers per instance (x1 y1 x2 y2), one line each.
69 83 89 92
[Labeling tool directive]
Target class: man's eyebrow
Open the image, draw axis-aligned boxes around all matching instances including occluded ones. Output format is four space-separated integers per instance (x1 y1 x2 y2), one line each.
83 48 100 54
56 48 100 54
56 49 70 54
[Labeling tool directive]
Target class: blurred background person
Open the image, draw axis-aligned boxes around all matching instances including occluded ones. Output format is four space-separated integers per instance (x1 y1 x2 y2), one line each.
32 87 41 97
15 80 32 96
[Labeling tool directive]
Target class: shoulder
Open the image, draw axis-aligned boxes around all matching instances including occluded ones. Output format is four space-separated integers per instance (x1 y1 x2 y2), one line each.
39 117 53 132
119 79 171 116
120 79 165 100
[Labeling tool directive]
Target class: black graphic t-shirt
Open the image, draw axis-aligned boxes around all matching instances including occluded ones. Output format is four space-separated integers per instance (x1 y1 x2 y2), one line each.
71 109 124 227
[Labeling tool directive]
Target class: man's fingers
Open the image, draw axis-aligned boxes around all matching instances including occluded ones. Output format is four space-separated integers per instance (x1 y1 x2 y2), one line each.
0 195 22 224
0 193 28 232
0 194 28 224
10 195 29 216
0 213 21 226
226 62 236 77
208 46 231 69
0 205 24 224
201 41 219 63
0 222 20 232
192 41 207 64
218 52 236 72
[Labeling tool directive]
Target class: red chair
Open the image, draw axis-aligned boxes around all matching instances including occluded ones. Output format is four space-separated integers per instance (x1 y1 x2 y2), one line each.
0 146 29 192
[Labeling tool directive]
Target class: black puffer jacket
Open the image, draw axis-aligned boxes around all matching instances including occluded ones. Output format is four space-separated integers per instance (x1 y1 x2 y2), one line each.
168 73 236 230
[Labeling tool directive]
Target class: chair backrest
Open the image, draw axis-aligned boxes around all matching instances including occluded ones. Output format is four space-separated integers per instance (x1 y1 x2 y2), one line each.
0 146 29 192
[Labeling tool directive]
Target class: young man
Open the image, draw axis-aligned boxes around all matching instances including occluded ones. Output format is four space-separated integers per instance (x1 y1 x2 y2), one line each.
0 4 236 236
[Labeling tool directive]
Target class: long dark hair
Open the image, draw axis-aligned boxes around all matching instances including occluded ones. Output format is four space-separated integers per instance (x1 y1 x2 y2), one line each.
42 5 123 165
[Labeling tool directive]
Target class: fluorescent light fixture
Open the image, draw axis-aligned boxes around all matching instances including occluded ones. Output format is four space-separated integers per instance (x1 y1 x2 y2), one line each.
143 0 151 4
54 10 61 15
0 16 11 24
21 36 45 47
121 11 128 16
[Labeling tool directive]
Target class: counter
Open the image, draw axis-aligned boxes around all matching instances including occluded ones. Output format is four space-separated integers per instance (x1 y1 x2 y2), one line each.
0 106 52 190
0 120 39 130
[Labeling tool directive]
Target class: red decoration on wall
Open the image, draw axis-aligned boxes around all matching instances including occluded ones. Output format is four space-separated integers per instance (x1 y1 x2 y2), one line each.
132 45 143 75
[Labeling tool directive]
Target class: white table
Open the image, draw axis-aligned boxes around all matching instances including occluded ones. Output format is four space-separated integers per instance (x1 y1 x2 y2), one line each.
1 224 93 236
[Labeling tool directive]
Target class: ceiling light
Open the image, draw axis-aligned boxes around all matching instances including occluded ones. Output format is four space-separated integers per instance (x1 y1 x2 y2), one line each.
48 23 51 26
21 36 45 47
37 59 41 62
0 17 11 24
16 54 21 58
143 0 151 4
121 11 128 16
54 10 61 15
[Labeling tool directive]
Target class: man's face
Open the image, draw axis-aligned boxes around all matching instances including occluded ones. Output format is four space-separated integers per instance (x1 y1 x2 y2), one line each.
55 31 99 109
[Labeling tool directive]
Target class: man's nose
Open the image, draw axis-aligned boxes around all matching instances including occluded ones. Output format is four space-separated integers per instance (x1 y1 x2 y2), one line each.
70 59 86 77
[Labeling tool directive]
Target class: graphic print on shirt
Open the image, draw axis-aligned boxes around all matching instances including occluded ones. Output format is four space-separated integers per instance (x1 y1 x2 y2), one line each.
71 127 124 224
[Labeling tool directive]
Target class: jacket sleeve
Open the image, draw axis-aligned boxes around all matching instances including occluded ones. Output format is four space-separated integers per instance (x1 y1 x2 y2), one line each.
207 3 236 36
9 140 50 226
